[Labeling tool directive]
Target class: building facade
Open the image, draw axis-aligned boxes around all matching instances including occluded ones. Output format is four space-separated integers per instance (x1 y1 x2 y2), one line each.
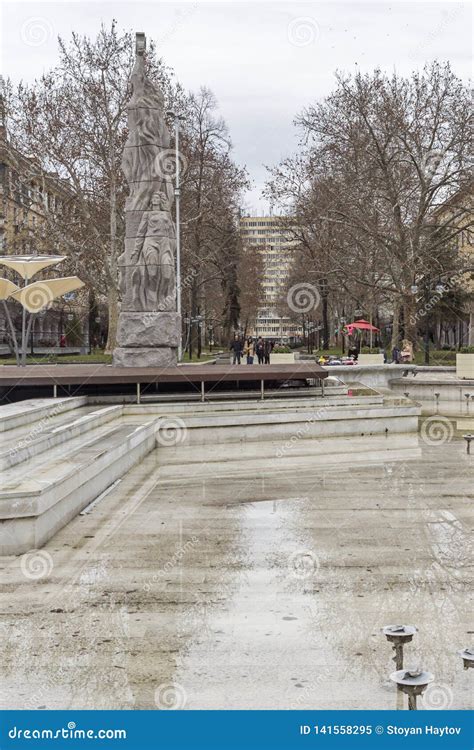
0 100 90 353
434 184 474 346
239 214 303 341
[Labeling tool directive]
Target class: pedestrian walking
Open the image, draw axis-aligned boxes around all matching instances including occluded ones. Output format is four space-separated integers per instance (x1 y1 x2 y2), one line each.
256 337 265 364
264 339 271 364
229 333 243 365
243 336 255 364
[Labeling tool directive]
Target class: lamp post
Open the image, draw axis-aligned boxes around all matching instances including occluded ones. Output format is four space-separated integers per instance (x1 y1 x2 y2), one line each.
167 110 185 361
411 278 444 365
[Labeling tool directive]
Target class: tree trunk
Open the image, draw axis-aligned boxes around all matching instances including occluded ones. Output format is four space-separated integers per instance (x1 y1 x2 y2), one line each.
403 295 417 348
391 301 400 349
322 293 329 349
105 283 119 353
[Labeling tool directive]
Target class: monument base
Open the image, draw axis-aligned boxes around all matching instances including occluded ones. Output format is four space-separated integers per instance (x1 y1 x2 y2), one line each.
113 311 180 368
113 346 177 368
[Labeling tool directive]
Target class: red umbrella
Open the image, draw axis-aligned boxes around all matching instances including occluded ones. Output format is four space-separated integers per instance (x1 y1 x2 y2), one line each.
343 319 380 335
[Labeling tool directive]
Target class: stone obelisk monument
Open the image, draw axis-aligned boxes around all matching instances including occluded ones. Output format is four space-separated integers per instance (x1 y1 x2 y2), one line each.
113 32 180 367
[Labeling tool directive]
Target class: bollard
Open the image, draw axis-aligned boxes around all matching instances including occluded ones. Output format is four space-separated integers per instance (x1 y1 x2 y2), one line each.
457 648 474 670
463 434 473 454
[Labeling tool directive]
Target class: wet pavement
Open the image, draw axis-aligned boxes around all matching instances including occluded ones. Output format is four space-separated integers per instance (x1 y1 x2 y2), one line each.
0 430 472 710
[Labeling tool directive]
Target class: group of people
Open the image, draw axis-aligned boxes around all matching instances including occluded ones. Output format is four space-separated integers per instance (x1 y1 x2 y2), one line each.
230 335 273 365
391 339 414 364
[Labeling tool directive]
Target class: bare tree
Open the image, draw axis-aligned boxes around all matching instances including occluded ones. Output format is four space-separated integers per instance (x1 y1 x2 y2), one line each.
9 22 180 351
268 63 473 349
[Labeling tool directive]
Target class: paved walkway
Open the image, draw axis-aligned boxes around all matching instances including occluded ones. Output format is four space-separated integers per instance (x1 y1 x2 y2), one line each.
0 434 472 710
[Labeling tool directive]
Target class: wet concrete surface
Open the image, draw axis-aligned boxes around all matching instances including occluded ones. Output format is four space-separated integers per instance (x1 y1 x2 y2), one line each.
0 431 472 710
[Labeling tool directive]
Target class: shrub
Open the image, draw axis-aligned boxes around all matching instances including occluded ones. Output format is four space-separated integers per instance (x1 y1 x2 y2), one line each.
460 346 474 354
360 347 381 354
273 345 291 353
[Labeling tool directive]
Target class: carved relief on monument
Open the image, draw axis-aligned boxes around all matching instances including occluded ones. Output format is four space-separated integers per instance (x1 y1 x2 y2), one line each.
113 32 180 367
118 190 176 313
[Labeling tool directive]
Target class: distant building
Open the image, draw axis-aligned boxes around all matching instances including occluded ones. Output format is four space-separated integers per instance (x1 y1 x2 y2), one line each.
239 214 303 341
434 183 474 346
0 97 89 353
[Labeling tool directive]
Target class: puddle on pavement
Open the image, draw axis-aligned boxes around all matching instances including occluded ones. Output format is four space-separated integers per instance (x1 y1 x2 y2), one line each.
0 432 472 710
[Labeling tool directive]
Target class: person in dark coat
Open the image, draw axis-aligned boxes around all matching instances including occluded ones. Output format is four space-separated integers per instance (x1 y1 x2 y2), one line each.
256 337 265 364
264 339 271 364
391 345 400 364
229 334 243 365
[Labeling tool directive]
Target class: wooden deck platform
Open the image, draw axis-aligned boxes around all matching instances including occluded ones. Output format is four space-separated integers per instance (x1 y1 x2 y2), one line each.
0 362 328 400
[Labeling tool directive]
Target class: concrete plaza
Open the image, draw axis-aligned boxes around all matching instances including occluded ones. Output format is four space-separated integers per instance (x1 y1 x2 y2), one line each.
0 432 471 710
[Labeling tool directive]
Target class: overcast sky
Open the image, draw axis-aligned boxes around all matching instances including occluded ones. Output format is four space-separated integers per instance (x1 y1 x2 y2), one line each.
1 1 472 211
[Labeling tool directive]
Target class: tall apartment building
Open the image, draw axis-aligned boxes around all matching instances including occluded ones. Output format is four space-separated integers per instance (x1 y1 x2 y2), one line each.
239 214 303 340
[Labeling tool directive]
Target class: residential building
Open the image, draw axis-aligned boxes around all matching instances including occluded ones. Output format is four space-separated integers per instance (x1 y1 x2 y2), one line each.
239 213 303 341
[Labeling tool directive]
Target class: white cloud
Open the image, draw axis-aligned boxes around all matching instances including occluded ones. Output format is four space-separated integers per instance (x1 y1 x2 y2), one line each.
2 1 471 211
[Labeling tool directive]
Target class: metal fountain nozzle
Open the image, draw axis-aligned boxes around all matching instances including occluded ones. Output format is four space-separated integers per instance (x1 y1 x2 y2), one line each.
383 625 417 670
390 669 434 710
457 647 474 670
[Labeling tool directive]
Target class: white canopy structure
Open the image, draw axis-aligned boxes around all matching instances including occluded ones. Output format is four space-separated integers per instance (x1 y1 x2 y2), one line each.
10 277 85 313
0 279 20 300
0 255 66 279
0 255 84 366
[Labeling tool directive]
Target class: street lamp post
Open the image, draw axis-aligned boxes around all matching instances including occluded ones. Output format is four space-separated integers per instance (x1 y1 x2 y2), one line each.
167 110 185 361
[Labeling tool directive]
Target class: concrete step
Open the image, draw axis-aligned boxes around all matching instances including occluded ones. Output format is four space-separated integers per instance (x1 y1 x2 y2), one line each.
0 405 122 471
154 433 422 480
0 396 87 432
127 393 384 418
151 400 420 446
0 416 157 555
